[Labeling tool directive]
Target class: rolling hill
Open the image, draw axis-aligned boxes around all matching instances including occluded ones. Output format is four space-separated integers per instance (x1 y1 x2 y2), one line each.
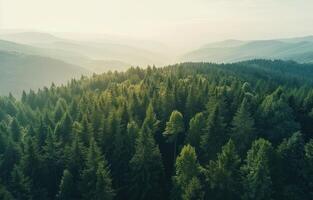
182 36 313 63
0 51 89 96
0 32 170 71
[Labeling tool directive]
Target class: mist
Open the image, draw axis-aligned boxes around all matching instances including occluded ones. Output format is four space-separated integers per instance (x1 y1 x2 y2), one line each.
1 0 313 54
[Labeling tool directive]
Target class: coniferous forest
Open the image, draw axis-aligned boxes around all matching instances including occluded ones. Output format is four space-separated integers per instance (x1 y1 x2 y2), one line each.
1 59 313 200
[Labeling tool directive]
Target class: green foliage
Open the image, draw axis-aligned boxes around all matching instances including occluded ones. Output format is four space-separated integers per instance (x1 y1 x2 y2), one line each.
206 140 241 200
241 139 274 200
186 112 206 152
200 104 227 162
56 169 75 200
0 60 312 199
231 98 255 155
173 145 203 200
129 127 164 200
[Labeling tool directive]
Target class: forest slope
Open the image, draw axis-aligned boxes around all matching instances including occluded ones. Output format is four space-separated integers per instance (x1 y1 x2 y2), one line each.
0 60 313 200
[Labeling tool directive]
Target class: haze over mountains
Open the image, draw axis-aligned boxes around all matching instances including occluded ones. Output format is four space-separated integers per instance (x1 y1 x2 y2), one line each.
2 31 313 96
0 31 171 95
182 36 313 63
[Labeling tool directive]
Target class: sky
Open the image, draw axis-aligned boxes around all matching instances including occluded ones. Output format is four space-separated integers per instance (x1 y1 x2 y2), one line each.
1 0 313 49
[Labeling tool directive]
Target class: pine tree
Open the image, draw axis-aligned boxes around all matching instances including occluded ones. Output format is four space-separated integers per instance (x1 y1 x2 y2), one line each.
164 110 184 164
9 165 31 200
206 140 241 200
95 161 115 200
42 130 63 199
231 98 255 155
242 138 273 200
20 137 45 199
259 87 300 144
0 139 20 184
129 127 165 200
305 139 313 198
200 105 227 162
10 118 21 142
56 169 75 200
186 112 206 153
276 132 306 200
172 145 203 200
80 115 94 147
64 134 85 199
54 112 73 145
142 103 160 138
81 138 114 200
183 177 203 200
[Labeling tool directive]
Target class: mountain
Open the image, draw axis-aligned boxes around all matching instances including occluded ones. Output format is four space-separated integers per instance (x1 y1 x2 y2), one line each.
0 31 64 44
0 32 170 71
182 36 313 63
0 51 89 96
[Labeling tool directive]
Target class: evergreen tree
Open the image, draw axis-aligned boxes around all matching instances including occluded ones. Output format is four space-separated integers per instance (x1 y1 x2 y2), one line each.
95 161 115 200
186 112 206 153
231 98 255 155
172 145 203 200
81 138 114 200
9 165 31 200
19 137 45 199
54 112 73 145
305 139 313 198
242 139 274 200
164 110 184 164
276 132 306 200
205 140 241 200
42 130 63 199
129 127 165 200
56 169 75 200
259 87 300 144
200 105 227 162
10 118 21 142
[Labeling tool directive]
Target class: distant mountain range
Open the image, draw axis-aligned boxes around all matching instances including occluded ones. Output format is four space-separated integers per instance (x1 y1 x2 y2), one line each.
0 51 88 96
0 31 170 95
182 36 313 63
2 31 313 96
0 32 170 70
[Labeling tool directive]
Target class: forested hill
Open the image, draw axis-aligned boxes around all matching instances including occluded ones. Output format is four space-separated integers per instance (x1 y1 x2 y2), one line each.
1 60 313 200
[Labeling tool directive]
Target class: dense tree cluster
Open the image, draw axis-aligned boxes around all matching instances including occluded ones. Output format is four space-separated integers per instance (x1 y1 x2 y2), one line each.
0 59 313 199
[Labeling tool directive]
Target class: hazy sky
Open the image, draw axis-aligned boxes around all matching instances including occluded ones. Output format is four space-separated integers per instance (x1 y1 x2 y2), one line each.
1 0 313 48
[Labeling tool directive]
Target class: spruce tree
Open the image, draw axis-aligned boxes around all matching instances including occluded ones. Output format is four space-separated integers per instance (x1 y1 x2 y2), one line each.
231 98 255 155
242 139 273 200
206 140 241 200
129 127 164 200
164 110 184 164
56 169 75 200
186 112 206 153
200 105 227 162
172 145 203 200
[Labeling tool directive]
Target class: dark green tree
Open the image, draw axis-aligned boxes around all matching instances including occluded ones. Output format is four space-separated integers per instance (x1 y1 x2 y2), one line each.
56 169 75 200
205 140 241 200
231 98 255 155
241 139 274 200
164 110 184 164
172 145 203 200
186 112 206 153
129 127 165 200
200 105 227 162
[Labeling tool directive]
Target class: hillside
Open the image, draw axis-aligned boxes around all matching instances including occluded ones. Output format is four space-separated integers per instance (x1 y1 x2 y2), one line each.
0 51 88 96
182 36 313 63
0 60 313 200
0 32 170 71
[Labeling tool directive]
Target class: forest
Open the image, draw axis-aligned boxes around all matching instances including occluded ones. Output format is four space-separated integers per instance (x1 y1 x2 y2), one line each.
0 59 313 200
